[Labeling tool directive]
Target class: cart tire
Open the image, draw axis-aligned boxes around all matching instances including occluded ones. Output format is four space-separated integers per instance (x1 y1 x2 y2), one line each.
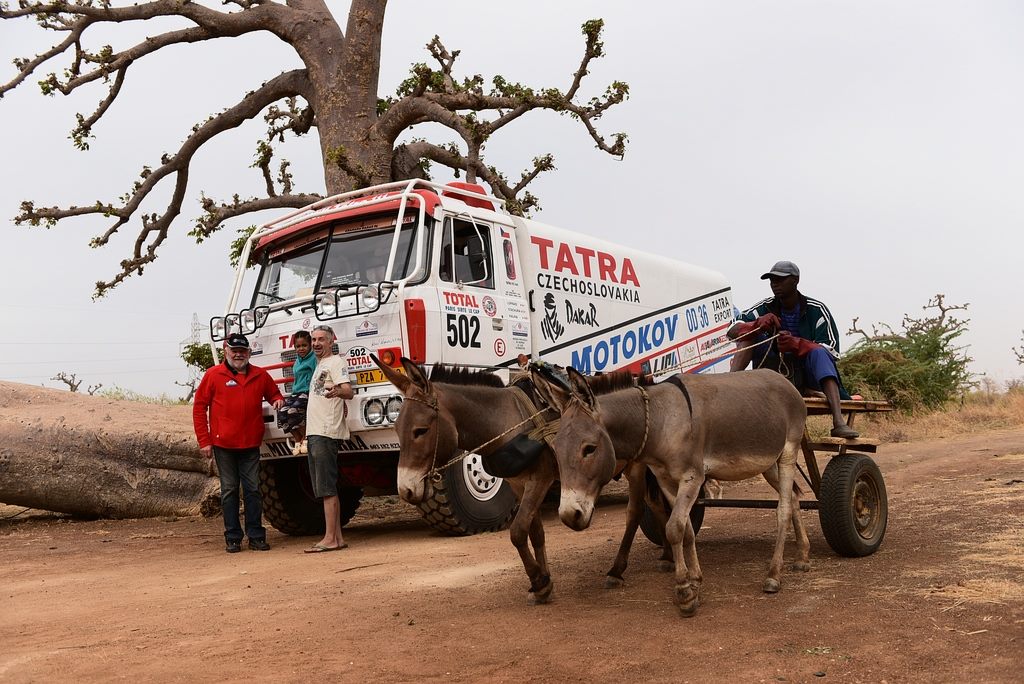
639 470 705 545
819 453 888 557
418 453 517 536
260 458 362 536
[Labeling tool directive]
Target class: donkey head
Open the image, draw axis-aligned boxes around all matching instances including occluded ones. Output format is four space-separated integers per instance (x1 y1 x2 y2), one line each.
372 355 459 504
532 365 617 531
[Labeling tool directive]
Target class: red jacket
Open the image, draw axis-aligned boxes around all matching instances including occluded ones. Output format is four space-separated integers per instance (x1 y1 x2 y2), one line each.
193 362 284 450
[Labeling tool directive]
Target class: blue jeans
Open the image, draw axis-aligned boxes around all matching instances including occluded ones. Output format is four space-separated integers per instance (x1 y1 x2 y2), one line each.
213 446 266 543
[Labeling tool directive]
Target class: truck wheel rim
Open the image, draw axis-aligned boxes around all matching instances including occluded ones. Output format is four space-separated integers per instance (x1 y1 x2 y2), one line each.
462 453 501 502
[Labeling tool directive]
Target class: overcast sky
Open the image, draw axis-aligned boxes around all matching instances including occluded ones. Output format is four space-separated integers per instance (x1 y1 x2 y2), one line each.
2 1 1022 397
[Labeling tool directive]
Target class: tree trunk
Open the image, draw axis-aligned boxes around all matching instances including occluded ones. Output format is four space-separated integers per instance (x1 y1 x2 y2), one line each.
0 382 219 518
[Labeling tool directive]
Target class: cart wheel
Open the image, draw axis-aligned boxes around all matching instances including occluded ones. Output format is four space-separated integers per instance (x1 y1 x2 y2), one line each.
819 453 888 557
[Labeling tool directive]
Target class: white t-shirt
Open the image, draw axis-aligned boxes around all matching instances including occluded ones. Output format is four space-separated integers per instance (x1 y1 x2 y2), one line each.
305 355 351 440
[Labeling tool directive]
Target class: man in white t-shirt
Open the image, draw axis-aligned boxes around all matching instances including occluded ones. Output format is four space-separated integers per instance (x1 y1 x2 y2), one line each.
303 324 354 553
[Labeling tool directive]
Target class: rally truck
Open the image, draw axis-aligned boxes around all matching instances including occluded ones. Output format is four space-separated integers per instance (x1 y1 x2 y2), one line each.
209 179 735 536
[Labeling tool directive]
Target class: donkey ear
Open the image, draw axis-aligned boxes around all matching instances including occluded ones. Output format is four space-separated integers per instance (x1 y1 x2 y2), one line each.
399 357 431 394
370 354 411 393
530 366 569 412
567 367 598 410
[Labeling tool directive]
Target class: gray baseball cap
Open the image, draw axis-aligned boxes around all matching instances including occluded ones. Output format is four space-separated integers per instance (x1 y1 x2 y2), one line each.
760 260 800 280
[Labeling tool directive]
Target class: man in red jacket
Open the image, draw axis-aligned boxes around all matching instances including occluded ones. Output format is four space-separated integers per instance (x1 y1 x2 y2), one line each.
194 333 285 552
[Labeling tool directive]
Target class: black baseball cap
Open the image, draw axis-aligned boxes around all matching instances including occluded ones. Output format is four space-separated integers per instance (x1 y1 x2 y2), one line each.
225 333 251 349
760 260 800 280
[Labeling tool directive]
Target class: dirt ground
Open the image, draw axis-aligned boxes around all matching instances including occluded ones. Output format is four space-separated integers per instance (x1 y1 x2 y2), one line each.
2 428 1022 683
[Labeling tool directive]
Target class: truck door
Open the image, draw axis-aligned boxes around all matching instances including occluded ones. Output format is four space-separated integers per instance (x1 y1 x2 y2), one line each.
436 215 528 367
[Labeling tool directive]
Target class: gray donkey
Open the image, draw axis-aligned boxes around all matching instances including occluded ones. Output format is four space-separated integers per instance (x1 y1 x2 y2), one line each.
532 367 809 617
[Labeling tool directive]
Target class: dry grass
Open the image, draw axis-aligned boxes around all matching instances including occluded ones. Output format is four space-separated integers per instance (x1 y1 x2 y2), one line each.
919 579 1024 605
827 390 1024 443
909 461 1024 606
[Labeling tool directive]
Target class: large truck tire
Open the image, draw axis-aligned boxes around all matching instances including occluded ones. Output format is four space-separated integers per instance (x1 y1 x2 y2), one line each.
260 458 362 536
418 453 517 536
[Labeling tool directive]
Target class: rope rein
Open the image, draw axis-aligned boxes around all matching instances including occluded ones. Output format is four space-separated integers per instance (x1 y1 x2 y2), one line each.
655 328 781 378
631 385 651 462
404 391 557 482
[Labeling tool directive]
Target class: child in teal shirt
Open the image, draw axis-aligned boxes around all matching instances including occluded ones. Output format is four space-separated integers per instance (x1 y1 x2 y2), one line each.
277 330 317 454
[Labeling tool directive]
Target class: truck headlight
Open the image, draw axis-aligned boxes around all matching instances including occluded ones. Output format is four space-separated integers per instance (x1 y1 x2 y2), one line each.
385 396 403 423
316 291 337 319
363 398 385 425
240 308 258 334
360 284 379 310
210 317 227 341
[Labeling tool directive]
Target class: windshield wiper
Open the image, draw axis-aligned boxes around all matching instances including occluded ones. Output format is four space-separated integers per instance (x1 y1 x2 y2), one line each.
258 290 286 303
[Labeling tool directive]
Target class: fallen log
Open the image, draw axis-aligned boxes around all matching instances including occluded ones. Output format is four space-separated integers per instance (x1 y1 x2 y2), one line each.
0 382 219 518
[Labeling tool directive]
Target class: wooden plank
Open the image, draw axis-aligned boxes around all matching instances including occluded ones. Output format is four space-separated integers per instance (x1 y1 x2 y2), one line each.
800 436 822 495
813 436 880 446
806 440 878 454
803 397 893 415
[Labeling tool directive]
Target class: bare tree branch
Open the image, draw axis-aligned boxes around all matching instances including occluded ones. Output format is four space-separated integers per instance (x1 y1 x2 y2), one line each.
175 378 197 403
16 69 312 297
51 371 83 392
192 192 320 243
377 19 627 194
401 140 553 215
3 3 629 294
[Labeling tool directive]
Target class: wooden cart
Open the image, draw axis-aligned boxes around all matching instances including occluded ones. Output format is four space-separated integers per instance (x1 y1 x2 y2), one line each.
642 398 894 557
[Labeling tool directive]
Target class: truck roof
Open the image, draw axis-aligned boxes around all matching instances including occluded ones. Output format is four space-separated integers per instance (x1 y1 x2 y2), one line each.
252 180 503 257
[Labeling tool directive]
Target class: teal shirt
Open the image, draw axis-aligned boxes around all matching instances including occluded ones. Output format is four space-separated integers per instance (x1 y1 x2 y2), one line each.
291 351 317 394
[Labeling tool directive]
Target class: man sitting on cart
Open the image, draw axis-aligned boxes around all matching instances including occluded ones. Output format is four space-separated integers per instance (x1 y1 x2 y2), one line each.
727 260 859 439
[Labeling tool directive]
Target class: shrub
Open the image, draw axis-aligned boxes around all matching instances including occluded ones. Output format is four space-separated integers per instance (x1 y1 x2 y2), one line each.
839 294 974 412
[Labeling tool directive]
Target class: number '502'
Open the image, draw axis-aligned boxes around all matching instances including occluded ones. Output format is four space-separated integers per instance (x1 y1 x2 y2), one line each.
446 314 481 348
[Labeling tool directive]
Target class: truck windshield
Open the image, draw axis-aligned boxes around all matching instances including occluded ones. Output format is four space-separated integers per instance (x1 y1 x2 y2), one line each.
320 223 421 289
252 241 326 307
251 213 425 308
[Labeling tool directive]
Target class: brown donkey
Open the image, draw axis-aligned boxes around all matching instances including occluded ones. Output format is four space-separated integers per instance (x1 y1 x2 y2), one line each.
373 357 668 604
532 367 809 617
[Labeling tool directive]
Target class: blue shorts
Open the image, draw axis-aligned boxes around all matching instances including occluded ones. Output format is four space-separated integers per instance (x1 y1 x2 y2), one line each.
306 435 339 498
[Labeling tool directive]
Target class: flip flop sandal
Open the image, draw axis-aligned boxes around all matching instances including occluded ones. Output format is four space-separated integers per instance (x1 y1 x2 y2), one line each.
303 543 348 553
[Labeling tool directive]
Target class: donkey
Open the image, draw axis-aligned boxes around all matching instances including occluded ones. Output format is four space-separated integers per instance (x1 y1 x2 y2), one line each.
373 357 670 604
532 366 809 617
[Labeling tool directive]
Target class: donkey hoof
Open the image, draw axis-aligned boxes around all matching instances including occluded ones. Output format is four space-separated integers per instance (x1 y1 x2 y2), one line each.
528 579 554 605
657 560 675 573
678 601 699 618
605 574 624 589
762 577 781 594
675 584 700 616
676 592 700 618
790 561 810 573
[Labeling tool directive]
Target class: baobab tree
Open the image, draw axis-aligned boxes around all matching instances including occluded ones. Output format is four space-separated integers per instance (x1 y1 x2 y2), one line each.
1 0 628 297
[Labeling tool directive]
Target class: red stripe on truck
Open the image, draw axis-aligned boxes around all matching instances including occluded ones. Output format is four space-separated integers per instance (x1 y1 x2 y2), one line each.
405 299 427 363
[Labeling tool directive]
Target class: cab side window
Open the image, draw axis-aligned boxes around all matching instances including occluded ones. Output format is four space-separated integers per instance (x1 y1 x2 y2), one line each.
439 218 493 289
